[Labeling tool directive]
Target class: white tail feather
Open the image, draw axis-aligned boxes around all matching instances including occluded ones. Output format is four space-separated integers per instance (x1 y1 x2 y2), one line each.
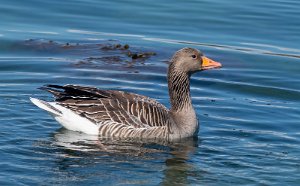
30 97 99 135
30 97 62 116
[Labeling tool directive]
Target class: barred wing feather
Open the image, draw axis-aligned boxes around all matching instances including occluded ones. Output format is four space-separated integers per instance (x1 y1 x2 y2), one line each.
41 85 171 129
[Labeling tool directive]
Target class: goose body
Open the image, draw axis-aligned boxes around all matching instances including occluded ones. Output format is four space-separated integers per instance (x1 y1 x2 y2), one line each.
31 48 221 141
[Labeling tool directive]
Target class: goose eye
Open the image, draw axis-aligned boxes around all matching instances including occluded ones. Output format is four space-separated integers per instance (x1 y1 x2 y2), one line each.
191 55 197 59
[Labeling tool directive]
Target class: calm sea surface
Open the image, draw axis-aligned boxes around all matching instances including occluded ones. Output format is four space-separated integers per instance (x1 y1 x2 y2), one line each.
1 0 300 185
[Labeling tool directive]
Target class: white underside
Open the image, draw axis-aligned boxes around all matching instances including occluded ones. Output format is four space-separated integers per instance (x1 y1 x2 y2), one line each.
30 97 99 135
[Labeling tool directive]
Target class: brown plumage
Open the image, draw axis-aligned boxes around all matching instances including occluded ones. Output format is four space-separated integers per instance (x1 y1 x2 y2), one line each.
30 47 222 141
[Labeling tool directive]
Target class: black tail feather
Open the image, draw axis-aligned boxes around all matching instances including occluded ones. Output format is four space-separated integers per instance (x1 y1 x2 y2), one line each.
39 84 110 101
39 85 64 98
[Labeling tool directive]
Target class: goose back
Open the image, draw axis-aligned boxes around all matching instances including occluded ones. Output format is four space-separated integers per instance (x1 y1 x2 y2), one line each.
41 85 172 139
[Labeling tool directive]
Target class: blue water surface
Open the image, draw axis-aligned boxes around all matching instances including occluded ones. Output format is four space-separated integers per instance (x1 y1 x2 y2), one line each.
0 0 300 185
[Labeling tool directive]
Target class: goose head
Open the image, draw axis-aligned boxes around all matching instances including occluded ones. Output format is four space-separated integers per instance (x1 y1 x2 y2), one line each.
167 48 222 136
169 47 222 74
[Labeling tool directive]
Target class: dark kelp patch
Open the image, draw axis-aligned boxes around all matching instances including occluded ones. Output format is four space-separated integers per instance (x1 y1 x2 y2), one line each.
17 39 157 70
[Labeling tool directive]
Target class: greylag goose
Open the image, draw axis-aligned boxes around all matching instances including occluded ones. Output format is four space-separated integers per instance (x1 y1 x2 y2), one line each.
30 47 222 141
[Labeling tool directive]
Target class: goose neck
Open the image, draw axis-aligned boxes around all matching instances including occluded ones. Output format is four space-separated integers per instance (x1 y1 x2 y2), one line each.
168 68 192 112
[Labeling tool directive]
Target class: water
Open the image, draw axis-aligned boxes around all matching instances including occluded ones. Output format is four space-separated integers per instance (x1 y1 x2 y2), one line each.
1 0 300 185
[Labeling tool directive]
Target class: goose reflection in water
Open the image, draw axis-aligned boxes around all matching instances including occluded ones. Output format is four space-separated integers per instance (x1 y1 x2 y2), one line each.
49 128 199 185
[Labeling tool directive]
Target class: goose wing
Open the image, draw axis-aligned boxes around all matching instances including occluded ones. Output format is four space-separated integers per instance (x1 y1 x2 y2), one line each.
41 85 170 129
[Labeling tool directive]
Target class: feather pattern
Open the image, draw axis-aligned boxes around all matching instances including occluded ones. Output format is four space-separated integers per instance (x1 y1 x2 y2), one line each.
40 84 172 139
30 47 221 141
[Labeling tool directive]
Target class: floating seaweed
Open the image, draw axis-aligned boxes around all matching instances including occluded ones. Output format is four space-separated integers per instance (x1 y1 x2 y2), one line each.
16 39 158 73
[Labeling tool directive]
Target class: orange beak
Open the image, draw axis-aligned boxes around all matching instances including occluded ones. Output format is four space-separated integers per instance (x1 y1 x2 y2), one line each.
201 56 222 70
